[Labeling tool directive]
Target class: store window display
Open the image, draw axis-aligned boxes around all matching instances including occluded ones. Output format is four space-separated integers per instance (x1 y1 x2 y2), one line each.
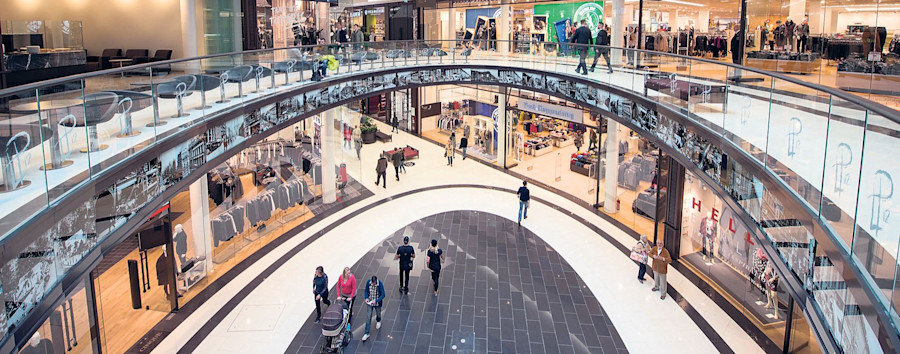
679 172 787 345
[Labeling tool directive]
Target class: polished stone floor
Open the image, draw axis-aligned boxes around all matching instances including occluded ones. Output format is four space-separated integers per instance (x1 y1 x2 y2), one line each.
285 211 628 354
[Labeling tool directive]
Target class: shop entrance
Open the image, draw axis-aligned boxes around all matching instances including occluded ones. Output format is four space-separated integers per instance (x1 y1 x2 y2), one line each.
92 208 178 354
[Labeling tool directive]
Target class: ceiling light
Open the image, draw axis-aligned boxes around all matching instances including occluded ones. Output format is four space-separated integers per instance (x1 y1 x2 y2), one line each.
626 0 705 6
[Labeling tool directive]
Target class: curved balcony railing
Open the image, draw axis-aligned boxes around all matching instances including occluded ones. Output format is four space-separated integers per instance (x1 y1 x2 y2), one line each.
0 40 898 352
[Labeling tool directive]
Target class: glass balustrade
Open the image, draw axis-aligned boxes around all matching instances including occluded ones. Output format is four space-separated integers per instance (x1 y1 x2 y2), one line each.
0 39 897 352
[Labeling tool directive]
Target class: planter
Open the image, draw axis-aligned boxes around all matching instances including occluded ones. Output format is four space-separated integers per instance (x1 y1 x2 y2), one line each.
362 131 377 144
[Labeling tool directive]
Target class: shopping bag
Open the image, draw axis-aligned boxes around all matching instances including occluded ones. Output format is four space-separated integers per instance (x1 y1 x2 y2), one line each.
630 250 643 262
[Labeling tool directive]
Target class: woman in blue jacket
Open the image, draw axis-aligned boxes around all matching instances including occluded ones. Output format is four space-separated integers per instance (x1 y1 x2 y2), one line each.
361 275 385 341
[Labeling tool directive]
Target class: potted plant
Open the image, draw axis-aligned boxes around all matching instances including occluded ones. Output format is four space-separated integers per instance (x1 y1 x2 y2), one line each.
361 115 377 144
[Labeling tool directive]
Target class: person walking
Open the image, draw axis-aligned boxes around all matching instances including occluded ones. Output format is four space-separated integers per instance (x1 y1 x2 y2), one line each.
590 23 613 74
391 114 399 133
353 124 362 159
395 236 415 293
426 239 445 295
589 129 597 150
392 150 403 181
574 131 583 152
445 133 457 166
649 240 671 300
351 24 364 49
571 20 593 75
375 155 388 188
633 235 651 283
459 135 469 160
313 266 331 323
336 267 358 321
399 152 407 174
516 180 530 225
360 275 385 341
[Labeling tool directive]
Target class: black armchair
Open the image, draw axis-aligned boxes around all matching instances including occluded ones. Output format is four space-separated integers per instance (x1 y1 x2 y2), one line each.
85 49 121 71
114 49 149 63
133 50 173 65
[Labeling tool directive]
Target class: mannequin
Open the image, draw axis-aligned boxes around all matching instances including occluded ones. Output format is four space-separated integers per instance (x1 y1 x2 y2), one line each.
20 332 53 354
762 265 779 319
784 18 796 51
798 20 810 52
173 224 188 266
759 25 768 51
699 215 718 262
773 21 785 49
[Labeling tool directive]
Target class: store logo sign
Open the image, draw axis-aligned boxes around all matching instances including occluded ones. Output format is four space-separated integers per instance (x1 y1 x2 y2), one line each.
833 143 852 194
517 98 582 123
869 170 893 235
690 197 747 239
787 117 803 157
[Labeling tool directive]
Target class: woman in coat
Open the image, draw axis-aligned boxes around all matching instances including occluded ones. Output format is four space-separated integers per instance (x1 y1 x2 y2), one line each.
446 133 457 166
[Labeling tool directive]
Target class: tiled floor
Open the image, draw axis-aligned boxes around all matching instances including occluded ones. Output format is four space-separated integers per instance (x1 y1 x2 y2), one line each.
286 211 628 354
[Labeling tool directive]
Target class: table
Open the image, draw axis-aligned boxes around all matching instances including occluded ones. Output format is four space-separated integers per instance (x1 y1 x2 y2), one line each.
10 99 85 170
109 59 133 77
130 80 175 127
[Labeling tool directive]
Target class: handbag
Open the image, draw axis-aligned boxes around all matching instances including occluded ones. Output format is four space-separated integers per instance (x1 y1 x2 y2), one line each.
630 250 644 262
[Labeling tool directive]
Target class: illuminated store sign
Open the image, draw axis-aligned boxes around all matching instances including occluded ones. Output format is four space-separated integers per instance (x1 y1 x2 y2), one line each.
517 98 582 123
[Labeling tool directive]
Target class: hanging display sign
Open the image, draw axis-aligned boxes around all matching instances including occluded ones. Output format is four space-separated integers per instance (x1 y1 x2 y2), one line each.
364 8 384 15
517 98 583 123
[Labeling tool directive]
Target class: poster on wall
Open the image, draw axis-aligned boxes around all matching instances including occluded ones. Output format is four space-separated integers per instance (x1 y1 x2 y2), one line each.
533 1 605 42
532 15 548 35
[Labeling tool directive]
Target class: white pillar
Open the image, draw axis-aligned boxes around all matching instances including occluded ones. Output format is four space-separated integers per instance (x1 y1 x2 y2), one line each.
697 10 710 33
322 108 338 203
448 9 457 44
611 0 625 63
497 90 507 167
498 5 511 54
180 0 199 60
789 0 807 24
232 0 243 52
317 2 331 44
604 120 619 214
189 178 214 272
806 1 822 34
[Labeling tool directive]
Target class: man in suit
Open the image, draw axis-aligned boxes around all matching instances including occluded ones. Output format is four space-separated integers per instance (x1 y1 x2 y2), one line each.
571 20 594 75
650 239 671 300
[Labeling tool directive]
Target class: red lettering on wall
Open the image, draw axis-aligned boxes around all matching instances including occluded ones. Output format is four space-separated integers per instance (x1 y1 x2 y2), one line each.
745 232 754 245
692 198 701 212
728 218 736 233
711 208 720 223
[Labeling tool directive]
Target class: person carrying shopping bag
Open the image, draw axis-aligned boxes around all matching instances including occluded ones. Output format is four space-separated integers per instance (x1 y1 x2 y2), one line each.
630 235 651 284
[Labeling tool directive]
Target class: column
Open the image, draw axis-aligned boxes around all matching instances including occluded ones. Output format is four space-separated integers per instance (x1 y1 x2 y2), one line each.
611 0 626 63
604 120 619 214
189 178 214 272
498 5 511 54
180 0 199 59
322 108 338 203
697 10 710 33
317 2 331 44
448 9 457 45
496 89 507 167
789 0 807 24
807 0 822 34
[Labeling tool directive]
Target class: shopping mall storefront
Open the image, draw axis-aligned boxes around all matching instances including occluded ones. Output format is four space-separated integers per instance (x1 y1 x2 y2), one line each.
421 0 900 108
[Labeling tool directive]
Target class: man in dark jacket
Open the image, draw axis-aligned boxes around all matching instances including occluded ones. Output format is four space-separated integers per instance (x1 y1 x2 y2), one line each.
395 236 415 293
361 275 386 341
375 155 388 188
391 114 399 133
590 23 613 73
313 266 331 322
571 20 594 75
392 150 403 181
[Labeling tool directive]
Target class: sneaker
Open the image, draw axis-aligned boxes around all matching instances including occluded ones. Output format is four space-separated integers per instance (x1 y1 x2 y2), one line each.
660 296 666 300
524 215 528 219
362 334 370 341
652 287 658 292
399 287 404 293
315 318 320 323
589 67 595 72
376 321 381 329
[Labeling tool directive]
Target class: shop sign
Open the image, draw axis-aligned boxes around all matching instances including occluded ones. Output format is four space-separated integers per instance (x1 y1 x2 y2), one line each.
688 196 752 244
517 98 582 123
350 10 362 18
420 103 441 118
364 8 384 15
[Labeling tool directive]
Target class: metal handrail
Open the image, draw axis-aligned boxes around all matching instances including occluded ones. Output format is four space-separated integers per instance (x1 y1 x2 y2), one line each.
2 40 897 124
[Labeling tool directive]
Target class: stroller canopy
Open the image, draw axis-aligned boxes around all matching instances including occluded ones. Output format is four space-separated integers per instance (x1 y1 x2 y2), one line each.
321 303 346 332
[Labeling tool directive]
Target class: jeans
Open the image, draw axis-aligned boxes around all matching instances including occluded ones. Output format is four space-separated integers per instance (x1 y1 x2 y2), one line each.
518 200 529 221
394 166 400 180
655 272 667 297
447 156 454 165
461 147 467 159
576 48 588 74
591 49 612 73
431 269 441 291
400 163 406 173
638 263 647 280
364 305 382 334
315 292 332 320
376 171 386 188
399 268 410 289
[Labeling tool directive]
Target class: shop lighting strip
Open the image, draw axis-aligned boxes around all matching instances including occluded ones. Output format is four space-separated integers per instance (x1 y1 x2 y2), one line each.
626 0 706 7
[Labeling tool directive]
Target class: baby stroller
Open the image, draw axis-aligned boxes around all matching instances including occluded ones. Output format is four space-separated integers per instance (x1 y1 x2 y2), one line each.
320 301 351 353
